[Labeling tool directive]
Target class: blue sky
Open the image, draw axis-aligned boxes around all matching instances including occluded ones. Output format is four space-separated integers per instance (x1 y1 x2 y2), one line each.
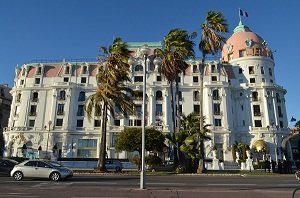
0 0 299 126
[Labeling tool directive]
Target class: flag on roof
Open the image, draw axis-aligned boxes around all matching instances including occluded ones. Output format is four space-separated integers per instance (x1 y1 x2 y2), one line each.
239 9 248 17
291 116 297 122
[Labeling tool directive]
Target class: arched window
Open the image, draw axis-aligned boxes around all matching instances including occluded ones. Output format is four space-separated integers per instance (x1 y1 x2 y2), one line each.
156 91 163 101
32 92 38 102
213 90 219 100
59 90 66 100
78 91 85 101
65 66 70 74
135 65 143 72
82 66 88 74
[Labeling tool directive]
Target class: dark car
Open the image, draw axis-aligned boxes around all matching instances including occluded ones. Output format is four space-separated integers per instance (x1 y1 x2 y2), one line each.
0 158 19 176
147 161 175 172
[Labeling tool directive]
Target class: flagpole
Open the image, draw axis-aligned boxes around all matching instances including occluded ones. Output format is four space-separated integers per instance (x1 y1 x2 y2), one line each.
238 8 242 23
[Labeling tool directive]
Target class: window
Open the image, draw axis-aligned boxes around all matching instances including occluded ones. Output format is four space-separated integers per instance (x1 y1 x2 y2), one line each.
32 92 38 102
179 104 182 115
59 90 66 100
243 120 245 126
77 139 97 158
134 76 143 82
239 68 243 74
36 67 42 75
239 50 246 57
136 120 142 126
270 79 273 83
241 105 244 111
135 104 142 116
248 66 255 74
193 65 199 73
252 91 258 101
20 79 24 85
111 133 118 147
211 65 217 73
82 66 88 74
135 65 143 72
29 120 35 127
213 103 221 115
16 93 21 102
177 76 181 82
94 119 101 127
261 66 265 74
63 77 69 82
193 91 200 101
193 76 199 83
77 105 84 116
212 90 219 100
81 77 87 83
156 104 163 116
57 104 64 115
29 105 37 116
250 78 256 83
211 76 217 81
276 93 281 103
129 119 133 126
254 48 261 56
14 106 20 116
254 120 262 127
178 91 183 101
253 105 261 116
278 106 283 117
194 105 200 114
214 119 222 126
78 91 85 101
269 68 272 76
77 120 84 127
65 66 70 74
279 121 283 128
114 120 120 126
156 75 161 81
56 119 63 126
134 91 143 100
262 78 265 83
156 91 163 101
35 78 40 84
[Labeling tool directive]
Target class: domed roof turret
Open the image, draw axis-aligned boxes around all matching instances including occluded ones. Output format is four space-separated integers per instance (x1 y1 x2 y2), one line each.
222 21 273 62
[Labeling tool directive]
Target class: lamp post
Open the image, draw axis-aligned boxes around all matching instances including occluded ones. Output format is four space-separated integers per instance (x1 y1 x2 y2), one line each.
268 124 278 164
44 120 52 159
139 44 150 189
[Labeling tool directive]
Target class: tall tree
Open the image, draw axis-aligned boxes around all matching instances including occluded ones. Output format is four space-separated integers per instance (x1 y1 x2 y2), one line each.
155 29 195 166
85 38 135 172
198 11 228 173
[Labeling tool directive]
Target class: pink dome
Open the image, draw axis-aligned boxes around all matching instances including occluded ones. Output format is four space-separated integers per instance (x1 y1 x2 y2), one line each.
221 22 273 62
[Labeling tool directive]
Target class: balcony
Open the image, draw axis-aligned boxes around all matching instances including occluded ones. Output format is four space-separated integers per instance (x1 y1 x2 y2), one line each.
29 112 36 116
254 112 262 116
156 112 163 116
57 111 65 116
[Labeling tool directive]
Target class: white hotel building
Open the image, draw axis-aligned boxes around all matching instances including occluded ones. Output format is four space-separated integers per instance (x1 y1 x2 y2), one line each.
3 22 293 163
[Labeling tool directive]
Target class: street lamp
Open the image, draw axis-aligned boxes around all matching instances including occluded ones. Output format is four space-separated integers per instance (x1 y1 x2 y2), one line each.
268 124 278 164
44 120 52 159
139 44 150 189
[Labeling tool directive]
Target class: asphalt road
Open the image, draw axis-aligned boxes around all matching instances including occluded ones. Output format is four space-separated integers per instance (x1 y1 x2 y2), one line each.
1 174 300 198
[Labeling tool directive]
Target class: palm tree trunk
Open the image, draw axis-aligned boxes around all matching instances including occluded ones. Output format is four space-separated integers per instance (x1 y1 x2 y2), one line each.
197 60 205 173
97 102 108 172
170 83 179 166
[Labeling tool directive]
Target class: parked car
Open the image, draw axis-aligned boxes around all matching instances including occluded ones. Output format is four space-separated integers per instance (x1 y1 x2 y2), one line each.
105 160 122 172
11 160 73 181
295 170 300 180
0 158 19 176
147 161 175 172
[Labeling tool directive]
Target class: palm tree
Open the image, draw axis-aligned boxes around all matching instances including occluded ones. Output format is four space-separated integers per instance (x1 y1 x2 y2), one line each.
85 38 135 172
198 11 228 173
155 29 195 166
179 112 211 173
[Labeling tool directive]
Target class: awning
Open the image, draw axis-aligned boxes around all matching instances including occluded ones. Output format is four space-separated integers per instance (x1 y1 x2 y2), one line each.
253 140 268 152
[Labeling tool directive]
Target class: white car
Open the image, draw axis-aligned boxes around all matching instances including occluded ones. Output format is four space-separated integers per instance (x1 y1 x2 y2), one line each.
11 160 73 181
